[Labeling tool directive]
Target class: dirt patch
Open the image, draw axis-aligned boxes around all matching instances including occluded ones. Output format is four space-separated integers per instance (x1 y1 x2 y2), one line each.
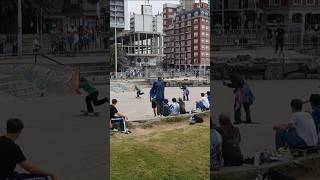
111 117 209 140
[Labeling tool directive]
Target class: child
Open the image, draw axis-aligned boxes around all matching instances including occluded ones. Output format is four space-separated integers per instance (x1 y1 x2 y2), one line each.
181 85 190 101
178 98 187 114
163 99 171 116
170 98 180 115
149 87 157 117
135 84 144 98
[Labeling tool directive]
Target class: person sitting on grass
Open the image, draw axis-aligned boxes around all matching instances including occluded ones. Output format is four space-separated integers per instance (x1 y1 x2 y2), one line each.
273 99 318 151
215 114 243 167
196 93 210 111
77 77 108 114
211 125 223 170
309 94 320 135
207 91 212 105
178 97 187 114
135 84 144 98
110 99 130 134
162 99 171 117
170 98 180 115
0 118 58 180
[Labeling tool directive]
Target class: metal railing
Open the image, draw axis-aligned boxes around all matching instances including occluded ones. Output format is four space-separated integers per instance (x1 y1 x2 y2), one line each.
213 29 320 49
0 33 107 56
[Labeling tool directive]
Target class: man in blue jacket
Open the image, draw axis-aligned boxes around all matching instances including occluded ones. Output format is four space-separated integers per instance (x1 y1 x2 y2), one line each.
152 77 165 116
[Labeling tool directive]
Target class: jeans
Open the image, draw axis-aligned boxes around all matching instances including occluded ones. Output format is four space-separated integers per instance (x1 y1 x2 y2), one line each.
275 128 307 150
111 117 127 132
183 94 189 101
85 91 108 113
275 40 284 55
196 101 208 111
9 172 48 180
136 90 144 98
234 102 251 123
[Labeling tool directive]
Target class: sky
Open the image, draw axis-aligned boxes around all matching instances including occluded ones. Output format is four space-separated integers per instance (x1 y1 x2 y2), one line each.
125 0 208 29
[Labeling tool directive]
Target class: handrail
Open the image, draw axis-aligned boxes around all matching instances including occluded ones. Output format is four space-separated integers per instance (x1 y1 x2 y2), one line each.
36 54 65 66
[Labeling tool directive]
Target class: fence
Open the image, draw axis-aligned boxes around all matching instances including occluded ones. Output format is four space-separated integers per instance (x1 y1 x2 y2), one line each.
110 70 210 80
212 30 320 50
0 33 107 56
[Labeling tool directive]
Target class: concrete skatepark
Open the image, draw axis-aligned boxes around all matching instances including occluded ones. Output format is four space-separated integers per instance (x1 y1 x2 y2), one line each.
0 56 108 179
110 80 210 121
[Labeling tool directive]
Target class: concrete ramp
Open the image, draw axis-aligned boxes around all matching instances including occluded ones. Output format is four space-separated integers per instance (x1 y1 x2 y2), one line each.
0 64 76 97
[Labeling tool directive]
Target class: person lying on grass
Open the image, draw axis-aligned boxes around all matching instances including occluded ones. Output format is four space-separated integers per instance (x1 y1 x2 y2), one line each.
110 99 131 134
273 99 318 151
0 118 58 180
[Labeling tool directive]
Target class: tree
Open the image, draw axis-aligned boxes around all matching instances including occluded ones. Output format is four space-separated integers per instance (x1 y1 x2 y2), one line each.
110 44 128 71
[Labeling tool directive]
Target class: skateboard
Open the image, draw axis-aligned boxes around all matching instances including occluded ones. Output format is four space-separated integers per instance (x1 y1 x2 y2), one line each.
80 110 99 116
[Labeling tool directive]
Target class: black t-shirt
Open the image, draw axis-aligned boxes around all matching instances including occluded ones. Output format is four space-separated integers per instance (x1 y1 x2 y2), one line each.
0 136 26 179
110 105 118 119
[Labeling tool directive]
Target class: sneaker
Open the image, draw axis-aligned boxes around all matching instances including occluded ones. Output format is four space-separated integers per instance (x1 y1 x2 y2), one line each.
234 121 242 125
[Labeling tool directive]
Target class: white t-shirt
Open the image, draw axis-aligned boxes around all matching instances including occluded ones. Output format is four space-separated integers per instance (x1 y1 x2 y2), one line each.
170 102 180 115
289 111 318 146
201 97 210 109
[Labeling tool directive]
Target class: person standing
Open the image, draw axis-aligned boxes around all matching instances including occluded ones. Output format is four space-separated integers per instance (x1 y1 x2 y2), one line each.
274 25 285 56
152 77 165 116
149 86 157 117
223 67 253 124
181 85 190 101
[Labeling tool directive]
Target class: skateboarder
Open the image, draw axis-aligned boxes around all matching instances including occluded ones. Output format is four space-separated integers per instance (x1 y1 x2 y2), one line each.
77 77 109 114
134 84 144 98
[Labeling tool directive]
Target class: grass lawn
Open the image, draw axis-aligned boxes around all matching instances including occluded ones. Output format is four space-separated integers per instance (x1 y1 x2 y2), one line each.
110 120 210 180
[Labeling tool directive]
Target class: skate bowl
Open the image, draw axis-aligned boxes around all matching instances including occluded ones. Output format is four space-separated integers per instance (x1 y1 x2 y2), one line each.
0 63 78 97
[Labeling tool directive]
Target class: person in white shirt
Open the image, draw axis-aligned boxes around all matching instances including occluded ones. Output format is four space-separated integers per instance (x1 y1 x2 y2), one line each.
196 93 210 111
273 99 318 150
170 98 180 115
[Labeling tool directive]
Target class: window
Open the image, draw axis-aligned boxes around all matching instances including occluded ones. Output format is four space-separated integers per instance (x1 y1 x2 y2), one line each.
293 0 302 5
194 32 198 37
306 0 315 5
168 8 173 13
194 25 198 30
194 11 198 16
194 45 198 50
188 13 191 18
270 0 281 5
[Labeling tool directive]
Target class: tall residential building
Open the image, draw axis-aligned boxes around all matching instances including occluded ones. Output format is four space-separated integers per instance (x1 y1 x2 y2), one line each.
164 2 210 70
180 0 195 11
111 0 126 42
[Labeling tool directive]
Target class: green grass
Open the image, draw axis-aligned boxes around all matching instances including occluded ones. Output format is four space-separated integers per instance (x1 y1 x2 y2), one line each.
111 123 210 180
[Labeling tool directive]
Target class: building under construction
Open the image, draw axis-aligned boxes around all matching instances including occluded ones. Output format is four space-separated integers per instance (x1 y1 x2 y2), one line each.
116 2 164 71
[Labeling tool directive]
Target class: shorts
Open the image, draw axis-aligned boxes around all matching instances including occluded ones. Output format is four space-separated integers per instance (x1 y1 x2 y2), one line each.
152 101 157 108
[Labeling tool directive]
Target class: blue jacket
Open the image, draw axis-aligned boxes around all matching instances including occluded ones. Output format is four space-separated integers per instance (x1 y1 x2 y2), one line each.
152 80 165 101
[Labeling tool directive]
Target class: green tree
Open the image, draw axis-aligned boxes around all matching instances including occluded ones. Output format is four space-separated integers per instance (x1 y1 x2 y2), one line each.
110 44 128 71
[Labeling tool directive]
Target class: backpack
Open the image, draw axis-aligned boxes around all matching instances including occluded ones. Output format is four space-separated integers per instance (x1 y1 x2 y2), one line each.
243 84 255 105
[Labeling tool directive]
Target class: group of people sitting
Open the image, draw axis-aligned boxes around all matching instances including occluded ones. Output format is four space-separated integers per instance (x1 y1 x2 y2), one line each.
211 94 320 170
162 97 187 116
195 91 211 111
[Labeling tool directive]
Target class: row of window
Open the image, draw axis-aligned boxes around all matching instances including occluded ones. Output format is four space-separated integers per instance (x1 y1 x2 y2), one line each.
175 10 210 21
270 0 315 5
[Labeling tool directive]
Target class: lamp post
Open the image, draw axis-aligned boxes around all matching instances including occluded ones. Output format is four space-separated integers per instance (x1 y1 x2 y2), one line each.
18 0 22 56
114 5 118 79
